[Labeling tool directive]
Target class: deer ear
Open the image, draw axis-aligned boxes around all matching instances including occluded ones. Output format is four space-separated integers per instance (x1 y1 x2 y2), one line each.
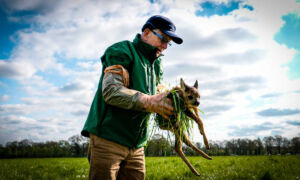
194 80 198 89
180 78 185 90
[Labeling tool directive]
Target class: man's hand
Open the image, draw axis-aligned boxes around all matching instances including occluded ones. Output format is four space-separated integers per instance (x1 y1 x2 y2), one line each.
139 92 174 120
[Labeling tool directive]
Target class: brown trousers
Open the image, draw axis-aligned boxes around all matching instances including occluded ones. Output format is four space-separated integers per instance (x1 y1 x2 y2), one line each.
88 134 145 180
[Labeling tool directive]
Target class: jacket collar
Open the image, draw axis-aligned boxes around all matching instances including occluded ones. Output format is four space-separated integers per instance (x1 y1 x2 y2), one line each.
133 34 162 63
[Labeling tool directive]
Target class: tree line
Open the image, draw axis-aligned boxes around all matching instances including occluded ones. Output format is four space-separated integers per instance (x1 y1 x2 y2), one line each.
145 134 300 156
0 134 299 158
0 135 89 158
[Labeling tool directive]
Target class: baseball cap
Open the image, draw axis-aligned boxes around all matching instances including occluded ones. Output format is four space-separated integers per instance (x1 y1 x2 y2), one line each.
142 15 183 44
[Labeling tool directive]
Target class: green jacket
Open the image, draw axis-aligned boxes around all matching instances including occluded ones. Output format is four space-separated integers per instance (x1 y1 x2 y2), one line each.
81 34 163 148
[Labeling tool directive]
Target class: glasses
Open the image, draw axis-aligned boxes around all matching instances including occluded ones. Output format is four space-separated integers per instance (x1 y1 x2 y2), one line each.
151 30 172 47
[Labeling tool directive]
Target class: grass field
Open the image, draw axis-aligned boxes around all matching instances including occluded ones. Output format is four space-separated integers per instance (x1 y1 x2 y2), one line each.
0 156 299 180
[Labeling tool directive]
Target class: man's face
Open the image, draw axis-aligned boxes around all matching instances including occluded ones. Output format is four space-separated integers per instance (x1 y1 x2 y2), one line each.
142 29 172 57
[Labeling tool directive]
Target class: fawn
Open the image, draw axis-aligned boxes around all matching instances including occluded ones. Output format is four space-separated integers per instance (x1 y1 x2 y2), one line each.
157 78 211 176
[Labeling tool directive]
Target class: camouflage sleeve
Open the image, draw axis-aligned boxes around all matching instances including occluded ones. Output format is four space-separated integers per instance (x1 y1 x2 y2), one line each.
102 65 144 111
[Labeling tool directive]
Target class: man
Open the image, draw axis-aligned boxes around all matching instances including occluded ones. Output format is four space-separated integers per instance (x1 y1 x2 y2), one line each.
81 15 183 180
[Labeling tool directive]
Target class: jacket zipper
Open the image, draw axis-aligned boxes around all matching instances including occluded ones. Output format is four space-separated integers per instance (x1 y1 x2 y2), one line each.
150 64 154 95
147 67 150 94
135 64 153 147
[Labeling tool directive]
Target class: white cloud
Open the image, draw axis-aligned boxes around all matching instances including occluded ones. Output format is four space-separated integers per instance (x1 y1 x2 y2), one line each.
0 95 9 103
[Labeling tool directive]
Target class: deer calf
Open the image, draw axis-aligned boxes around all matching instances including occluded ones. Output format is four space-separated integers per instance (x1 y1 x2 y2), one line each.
157 78 211 176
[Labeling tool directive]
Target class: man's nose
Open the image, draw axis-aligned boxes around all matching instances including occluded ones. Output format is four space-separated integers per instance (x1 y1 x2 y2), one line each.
161 42 168 49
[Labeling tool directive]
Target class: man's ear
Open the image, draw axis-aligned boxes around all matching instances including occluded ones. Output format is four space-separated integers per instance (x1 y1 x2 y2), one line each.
180 78 186 91
142 28 151 40
194 80 198 89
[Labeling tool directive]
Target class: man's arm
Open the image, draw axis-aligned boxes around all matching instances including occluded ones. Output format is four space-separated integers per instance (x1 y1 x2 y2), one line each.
102 65 142 110
102 65 173 119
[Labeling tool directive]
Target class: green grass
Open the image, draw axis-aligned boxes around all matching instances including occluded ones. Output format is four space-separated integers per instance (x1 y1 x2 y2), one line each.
146 156 300 179
0 156 299 180
0 158 89 180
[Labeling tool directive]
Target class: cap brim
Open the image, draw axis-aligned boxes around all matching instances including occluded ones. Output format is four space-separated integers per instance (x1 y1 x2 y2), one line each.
162 30 183 44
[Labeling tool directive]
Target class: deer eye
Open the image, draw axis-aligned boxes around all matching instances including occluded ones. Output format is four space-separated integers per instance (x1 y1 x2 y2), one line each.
188 96 193 100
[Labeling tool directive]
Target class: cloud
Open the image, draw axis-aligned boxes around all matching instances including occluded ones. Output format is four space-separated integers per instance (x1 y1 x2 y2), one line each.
215 27 257 42
0 113 84 144
228 122 282 137
200 76 265 97
58 82 84 93
286 120 300 126
212 49 265 65
71 110 88 116
0 60 34 79
257 108 300 117
175 27 257 54
0 116 52 144
164 63 221 79
0 0 59 12
202 104 233 116
0 95 9 103
0 115 36 126
260 93 282 99
0 104 29 115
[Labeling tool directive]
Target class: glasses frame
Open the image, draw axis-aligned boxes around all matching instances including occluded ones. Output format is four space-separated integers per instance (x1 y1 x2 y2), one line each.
151 30 172 47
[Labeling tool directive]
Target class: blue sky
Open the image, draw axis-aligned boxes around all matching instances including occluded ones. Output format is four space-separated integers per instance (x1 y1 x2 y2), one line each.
195 0 254 17
274 12 300 80
0 0 300 145
0 9 28 59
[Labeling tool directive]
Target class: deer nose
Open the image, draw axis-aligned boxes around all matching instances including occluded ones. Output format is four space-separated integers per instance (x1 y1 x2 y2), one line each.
194 101 200 106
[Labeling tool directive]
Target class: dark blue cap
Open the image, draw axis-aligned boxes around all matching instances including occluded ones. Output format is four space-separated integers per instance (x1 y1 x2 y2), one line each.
142 15 183 44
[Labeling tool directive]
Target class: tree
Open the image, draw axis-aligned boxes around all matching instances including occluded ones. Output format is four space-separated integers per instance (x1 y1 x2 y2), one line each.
0 144 4 158
263 136 275 155
291 137 300 154
6 141 18 157
275 135 283 154
254 138 264 155
58 140 71 157
248 139 256 155
145 134 172 156
225 140 234 155
209 141 222 156
281 137 290 154
68 135 89 157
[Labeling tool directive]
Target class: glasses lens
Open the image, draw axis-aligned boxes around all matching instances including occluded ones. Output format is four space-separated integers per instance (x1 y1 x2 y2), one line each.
162 37 172 47
152 30 172 47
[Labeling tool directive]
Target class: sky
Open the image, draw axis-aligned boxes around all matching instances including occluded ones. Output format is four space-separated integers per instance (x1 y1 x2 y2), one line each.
0 0 299 145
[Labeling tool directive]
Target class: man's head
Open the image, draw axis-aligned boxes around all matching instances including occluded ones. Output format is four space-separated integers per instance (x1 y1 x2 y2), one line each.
141 15 183 57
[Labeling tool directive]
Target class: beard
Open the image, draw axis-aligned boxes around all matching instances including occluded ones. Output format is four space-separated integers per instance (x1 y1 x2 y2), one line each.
156 50 162 57
156 47 165 58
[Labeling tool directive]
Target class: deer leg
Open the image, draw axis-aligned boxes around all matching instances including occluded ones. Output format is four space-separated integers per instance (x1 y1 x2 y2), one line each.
174 129 200 176
182 131 212 160
191 107 210 149
196 116 210 150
